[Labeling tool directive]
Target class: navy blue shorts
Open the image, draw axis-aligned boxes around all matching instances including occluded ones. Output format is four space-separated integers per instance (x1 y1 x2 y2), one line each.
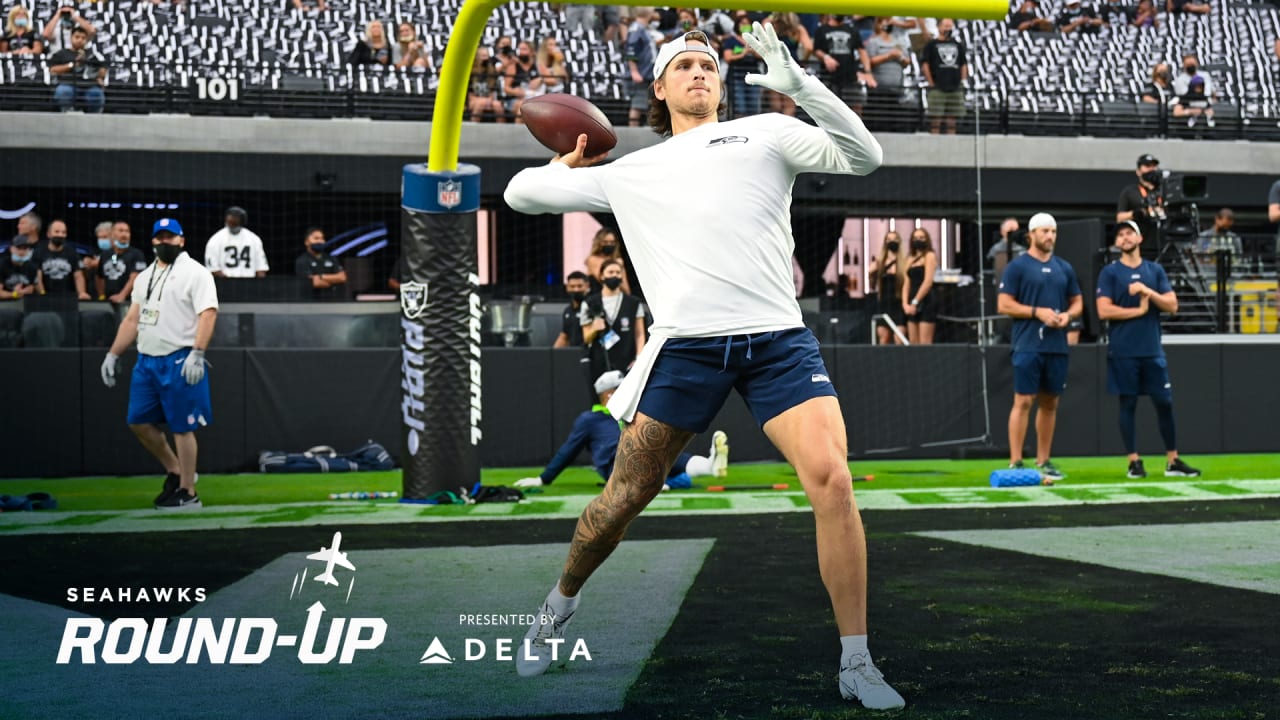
1011 351 1068 396
1107 355 1172 398
637 328 837 433
127 348 213 433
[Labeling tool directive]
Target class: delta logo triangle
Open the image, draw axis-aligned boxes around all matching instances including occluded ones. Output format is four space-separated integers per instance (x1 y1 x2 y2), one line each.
419 637 454 664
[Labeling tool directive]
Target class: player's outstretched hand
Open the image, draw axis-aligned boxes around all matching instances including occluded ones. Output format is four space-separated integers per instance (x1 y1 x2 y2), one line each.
101 352 119 388
182 349 208 385
554 134 610 169
742 21 806 97
514 477 544 488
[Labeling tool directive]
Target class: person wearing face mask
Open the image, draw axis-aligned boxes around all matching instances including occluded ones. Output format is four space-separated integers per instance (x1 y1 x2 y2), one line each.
1171 53 1216 129
580 259 645 383
722 11 762 118
920 18 968 135
1 6 44 54
204 206 268 279
901 228 938 345
1117 153 1166 246
555 271 592 349
294 227 347 301
33 219 89 299
81 221 113 292
1 237 39 301
864 17 912 129
101 218 219 510
870 231 906 345
502 39 543 123
1141 62 1174 104
584 228 631 294
97 221 147 304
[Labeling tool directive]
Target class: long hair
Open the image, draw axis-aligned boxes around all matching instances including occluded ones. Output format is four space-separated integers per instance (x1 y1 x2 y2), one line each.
907 227 935 261
875 231 903 294
589 228 620 258
536 36 568 87
6 6 29 37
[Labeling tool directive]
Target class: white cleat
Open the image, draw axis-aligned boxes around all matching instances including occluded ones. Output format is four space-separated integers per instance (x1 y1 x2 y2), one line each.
516 600 576 677
710 430 729 478
839 655 906 710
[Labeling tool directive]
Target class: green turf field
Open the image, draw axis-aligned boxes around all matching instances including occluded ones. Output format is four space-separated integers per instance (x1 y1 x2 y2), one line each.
3 454 1278 512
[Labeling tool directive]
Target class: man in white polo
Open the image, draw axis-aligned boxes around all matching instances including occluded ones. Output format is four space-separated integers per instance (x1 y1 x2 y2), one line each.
102 218 219 509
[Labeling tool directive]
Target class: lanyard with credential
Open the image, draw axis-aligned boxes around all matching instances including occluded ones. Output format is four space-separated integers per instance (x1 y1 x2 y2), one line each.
145 263 173 303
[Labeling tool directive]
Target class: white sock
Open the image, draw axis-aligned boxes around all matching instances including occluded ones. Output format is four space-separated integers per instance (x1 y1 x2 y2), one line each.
547 583 579 616
840 634 869 662
684 455 713 477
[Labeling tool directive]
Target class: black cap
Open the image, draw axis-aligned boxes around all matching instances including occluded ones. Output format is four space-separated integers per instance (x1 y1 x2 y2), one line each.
1137 154 1159 167
9 235 35 248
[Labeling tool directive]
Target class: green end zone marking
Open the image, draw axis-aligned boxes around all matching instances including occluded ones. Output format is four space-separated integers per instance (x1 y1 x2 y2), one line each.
4 479 1280 535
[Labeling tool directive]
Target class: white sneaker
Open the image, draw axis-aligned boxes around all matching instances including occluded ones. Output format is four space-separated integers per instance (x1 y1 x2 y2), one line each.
513 477 544 488
839 655 905 710
710 430 729 478
516 598 576 677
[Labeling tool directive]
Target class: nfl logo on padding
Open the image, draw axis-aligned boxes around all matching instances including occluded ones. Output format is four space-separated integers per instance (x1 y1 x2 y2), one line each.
401 280 429 319
438 180 462 209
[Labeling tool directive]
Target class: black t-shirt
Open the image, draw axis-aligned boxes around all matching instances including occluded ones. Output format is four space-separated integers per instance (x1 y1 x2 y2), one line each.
0 255 38 292
1117 183 1162 243
48 46 106 87
922 38 966 92
34 244 83 295
349 40 391 66
1007 11 1041 30
2 31 41 52
295 251 345 300
99 247 149 298
561 301 585 346
813 24 863 84
1057 5 1101 33
1099 2 1136 24
580 292 642 377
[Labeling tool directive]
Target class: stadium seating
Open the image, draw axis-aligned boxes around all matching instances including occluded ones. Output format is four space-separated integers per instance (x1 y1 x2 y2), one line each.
1 0 1278 136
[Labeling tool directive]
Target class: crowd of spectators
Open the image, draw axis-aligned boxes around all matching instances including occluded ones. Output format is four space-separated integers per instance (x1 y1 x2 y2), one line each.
1 1 1275 133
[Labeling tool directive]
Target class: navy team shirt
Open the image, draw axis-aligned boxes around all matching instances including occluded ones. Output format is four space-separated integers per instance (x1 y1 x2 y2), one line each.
999 253 1081 354
1096 259 1171 358
540 406 620 483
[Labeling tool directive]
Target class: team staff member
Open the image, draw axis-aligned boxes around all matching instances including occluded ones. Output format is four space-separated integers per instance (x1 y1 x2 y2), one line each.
997 212 1082 481
101 219 218 510
580 259 645 381
513 370 730 491
1096 221 1201 479
205 206 269 279
555 271 591 348
295 227 347 300
506 25 903 709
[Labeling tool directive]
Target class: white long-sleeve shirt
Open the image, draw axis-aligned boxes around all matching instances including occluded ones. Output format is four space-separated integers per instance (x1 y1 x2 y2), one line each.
505 75 881 338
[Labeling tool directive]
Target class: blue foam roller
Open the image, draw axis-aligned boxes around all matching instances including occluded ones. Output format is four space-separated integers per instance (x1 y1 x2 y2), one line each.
990 468 1044 487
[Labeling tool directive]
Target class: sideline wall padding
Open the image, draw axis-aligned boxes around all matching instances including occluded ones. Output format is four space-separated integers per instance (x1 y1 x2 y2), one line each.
1 343 1275 479
244 349 398 469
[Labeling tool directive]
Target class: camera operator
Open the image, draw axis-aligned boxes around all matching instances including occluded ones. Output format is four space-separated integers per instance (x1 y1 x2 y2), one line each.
1117 154 1166 247
49 25 105 113
42 2 95 55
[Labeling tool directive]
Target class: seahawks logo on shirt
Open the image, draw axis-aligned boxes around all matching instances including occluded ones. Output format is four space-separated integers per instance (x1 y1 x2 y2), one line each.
707 136 749 147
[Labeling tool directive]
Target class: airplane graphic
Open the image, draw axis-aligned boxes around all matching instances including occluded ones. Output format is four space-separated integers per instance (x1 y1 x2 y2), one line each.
307 531 356 586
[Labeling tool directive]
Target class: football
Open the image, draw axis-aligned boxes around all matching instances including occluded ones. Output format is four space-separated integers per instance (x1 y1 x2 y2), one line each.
521 94 618 156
